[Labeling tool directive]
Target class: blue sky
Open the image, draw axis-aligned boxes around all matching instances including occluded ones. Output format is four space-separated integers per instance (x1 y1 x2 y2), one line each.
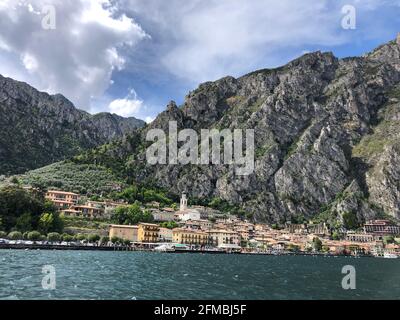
0 0 399 123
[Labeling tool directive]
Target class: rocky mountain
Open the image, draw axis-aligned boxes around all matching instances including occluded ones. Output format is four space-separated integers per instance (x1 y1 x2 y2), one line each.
0 74 145 175
20 34 400 225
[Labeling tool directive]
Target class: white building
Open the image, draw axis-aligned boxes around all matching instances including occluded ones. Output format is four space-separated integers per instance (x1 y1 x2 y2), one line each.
175 193 201 222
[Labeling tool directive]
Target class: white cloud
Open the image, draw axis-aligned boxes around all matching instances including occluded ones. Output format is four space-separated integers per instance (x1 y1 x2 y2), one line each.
21 53 38 72
119 0 348 84
108 88 144 117
120 0 400 85
145 116 155 124
0 0 148 109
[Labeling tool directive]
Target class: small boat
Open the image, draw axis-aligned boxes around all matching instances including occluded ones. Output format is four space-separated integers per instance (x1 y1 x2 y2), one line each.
383 252 398 259
154 244 175 252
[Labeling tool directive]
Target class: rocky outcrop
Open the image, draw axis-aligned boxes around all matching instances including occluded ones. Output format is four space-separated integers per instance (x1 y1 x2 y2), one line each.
0 74 145 175
125 35 400 223
19 35 400 224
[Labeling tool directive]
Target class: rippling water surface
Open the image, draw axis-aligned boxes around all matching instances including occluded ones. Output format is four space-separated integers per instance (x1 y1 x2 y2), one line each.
0 250 399 300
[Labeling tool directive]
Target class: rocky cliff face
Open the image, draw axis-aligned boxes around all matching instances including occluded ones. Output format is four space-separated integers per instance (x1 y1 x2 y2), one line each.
23 35 400 224
0 74 145 175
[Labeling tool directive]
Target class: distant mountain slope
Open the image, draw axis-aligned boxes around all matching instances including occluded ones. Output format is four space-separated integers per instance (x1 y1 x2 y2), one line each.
0 74 145 175
17 34 400 224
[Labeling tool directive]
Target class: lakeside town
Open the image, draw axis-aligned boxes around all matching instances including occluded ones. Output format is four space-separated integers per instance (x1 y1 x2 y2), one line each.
1 188 400 259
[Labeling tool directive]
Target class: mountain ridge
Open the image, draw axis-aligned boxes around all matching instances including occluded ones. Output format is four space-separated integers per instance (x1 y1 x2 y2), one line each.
9 34 400 225
0 74 145 175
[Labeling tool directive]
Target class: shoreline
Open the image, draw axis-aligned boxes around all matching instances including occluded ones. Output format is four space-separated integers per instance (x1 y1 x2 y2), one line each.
0 243 375 258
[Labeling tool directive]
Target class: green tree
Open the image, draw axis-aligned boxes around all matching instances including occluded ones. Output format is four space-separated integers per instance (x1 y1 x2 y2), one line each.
383 235 395 245
312 237 323 252
111 202 153 225
8 231 23 240
15 212 33 233
331 231 341 240
27 231 42 241
0 186 45 232
342 211 359 230
38 213 64 234
0 231 7 238
160 221 178 229
10 176 20 185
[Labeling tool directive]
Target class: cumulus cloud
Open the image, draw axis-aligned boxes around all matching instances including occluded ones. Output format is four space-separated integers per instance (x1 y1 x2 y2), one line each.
1 0 399 120
117 0 347 84
0 0 148 109
118 0 400 85
108 88 144 117
145 116 155 124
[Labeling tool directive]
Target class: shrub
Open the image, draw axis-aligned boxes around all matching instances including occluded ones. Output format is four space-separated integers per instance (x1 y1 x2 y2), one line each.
27 231 42 241
47 232 61 242
8 231 23 240
62 234 73 242
87 234 100 243
111 236 121 244
100 236 109 245
76 234 87 241
0 231 7 238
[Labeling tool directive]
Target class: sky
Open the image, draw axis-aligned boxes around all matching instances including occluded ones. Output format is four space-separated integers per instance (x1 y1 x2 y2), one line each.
0 0 399 123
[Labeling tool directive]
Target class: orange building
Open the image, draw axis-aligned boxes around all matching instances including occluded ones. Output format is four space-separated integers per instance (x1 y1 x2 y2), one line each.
45 190 80 210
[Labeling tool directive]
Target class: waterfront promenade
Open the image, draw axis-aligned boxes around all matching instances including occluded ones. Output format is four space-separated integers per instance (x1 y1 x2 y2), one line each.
0 243 372 257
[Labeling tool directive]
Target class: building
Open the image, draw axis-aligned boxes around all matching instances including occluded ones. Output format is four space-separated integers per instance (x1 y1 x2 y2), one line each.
173 228 208 246
236 228 250 243
45 190 80 210
364 220 400 236
158 227 173 242
151 209 176 222
346 233 374 243
69 204 105 219
109 225 138 242
138 223 160 243
175 209 201 222
174 193 201 222
184 219 213 231
60 208 83 217
180 192 188 211
208 229 240 247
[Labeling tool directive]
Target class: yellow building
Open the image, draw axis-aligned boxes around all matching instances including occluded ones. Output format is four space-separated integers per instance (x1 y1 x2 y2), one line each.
109 225 138 242
173 228 209 246
208 229 240 247
138 223 160 243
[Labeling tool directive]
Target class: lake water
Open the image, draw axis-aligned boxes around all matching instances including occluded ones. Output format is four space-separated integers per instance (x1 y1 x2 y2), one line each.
0 250 399 300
